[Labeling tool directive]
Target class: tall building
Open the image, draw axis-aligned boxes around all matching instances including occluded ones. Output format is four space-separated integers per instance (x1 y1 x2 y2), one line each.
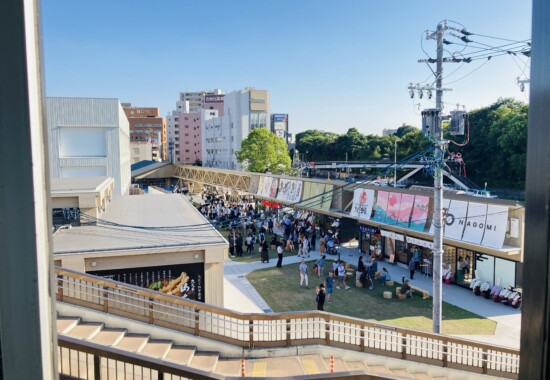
202 88 269 170
46 97 131 196
166 90 224 165
123 104 167 161
271 114 289 144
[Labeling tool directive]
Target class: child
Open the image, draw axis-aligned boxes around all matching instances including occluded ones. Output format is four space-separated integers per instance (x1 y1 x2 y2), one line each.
325 272 334 303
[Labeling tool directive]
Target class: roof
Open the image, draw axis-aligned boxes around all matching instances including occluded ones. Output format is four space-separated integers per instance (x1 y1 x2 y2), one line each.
53 194 226 254
50 176 113 195
131 160 158 171
131 161 172 178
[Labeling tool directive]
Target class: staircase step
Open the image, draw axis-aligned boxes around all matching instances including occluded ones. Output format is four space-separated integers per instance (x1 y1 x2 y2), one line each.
264 357 304 377
189 352 219 372
56 317 80 334
63 322 103 340
323 357 349 372
346 361 367 371
411 373 435 380
300 355 326 375
367 365 391 374
89 328 126 346
114 333 149 352
164 345 196 366
214 359 242 376
390 368 414 378
139 339 172 359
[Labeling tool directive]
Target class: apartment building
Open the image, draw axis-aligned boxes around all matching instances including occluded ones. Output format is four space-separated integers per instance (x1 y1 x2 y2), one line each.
123 104 167 161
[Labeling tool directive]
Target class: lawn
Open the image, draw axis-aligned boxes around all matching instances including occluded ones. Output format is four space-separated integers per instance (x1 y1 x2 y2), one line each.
247 263 496 336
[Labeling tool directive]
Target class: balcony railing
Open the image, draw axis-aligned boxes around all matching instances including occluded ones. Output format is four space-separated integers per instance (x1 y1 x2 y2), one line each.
55 267 520 379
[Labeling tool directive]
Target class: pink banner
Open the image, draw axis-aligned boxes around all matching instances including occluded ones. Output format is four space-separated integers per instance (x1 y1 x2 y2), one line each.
371 191 389 223
385 192 402 225
410 195 430 232
397 194 415 228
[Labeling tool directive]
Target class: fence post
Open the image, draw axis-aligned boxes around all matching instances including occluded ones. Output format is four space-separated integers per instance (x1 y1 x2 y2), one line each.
401 331 408 360
442 338 448 368
360 322 365 352
249 319 254 348
194 308 200 336
102 286 109 313
56 275 64 302
325 315 331 346
482 345 488 374
93 354 100 380
286 319 291 347
148 298 154 324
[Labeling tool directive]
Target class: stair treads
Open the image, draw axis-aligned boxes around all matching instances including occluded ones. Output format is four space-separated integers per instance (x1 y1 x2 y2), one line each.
89 328 126 346
113 333 149 352
164 346 196 366
63 322 103 340
139 339 172 359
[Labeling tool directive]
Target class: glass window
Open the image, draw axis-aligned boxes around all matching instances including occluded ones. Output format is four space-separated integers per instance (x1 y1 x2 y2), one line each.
495 258 516 287
476 254 495 285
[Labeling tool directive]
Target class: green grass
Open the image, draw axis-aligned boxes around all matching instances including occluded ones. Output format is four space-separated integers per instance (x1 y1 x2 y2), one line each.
247 263 496 336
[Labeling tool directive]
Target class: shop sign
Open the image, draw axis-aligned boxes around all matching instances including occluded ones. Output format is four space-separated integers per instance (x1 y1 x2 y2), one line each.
380 229 404 241
273 114 287 122
444 200 468 240
406 236 433 249
205 95 224 103
461 202 488 244
350 188 375 220
480 204 509 248
359 224 378 234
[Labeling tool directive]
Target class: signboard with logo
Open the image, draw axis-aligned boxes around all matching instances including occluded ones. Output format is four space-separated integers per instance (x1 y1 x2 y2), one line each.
350 188 375 220
249 90 268 111
444 200 469 240
481 204 509 248
273 114 287 122
205 95 224 103
462 202 488 244
88 263 205 303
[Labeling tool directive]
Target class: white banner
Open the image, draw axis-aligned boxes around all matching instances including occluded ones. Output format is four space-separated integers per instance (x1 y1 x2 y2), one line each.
350 188 375 220
444 200 468 240
380 230 405 241
276 179 303 203
257 176 279 198
481 204 509 248
462 202 488 244
429 199 450 235
406 236 433 249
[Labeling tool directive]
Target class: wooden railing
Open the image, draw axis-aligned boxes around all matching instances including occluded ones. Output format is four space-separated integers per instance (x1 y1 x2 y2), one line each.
55 267 520 379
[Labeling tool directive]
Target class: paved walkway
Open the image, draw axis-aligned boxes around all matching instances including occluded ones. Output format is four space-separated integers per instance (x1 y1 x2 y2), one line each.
224 237 521 349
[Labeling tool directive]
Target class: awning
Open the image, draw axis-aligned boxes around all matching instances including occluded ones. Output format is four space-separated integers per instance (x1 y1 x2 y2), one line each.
262 200 282 209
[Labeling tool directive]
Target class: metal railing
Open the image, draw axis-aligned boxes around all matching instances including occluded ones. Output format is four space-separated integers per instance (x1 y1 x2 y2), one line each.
55 267 520 379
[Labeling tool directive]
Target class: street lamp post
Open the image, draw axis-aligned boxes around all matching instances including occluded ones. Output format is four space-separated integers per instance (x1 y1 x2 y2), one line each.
394 140 397 187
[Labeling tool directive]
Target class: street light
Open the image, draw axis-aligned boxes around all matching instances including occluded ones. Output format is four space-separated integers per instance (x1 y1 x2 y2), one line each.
394 140 397 187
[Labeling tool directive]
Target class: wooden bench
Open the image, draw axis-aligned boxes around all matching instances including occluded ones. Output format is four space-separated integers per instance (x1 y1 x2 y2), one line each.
410 285 430 299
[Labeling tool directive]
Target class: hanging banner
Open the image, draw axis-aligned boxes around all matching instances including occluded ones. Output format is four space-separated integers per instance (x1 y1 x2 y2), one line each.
444 200 468 240
276 179 302 203
257 176 273 197
429 198 450 235
380 229 405 241
481 204 509 248
406 236 433 249
350 188 375 220
385 192 402 226
396 194 415 228
409 195 430 232
371 191 389 222
462 202 488 244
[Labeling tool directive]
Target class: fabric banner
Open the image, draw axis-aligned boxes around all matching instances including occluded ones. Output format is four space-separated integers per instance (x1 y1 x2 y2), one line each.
380 229 405 241
444 200 468 240
385 192 402 225
257 176 275 198
406 236 433 249
276 179 302 203
410 196 430 232
481 204 509 248
396 194 415 228
429 199 450 235
350 188 375 220
462 202 488 244
371 191 389 222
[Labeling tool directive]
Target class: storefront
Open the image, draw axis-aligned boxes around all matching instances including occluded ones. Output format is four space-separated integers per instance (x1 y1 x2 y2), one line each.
358 225 381 256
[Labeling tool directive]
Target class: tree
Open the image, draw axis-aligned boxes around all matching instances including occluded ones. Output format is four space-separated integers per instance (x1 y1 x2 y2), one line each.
193 159 202 166
236 127 291 173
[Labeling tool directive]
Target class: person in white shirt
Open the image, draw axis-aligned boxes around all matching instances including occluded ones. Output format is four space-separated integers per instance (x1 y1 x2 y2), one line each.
299 259 309 288
336 261 350 290
302 237 310 258
276 242 284 268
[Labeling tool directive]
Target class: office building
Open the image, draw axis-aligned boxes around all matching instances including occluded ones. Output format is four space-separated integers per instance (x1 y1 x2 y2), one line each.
123 104 167 161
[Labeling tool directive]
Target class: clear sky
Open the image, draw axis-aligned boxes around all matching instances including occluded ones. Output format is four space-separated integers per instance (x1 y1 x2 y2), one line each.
42 0 532 136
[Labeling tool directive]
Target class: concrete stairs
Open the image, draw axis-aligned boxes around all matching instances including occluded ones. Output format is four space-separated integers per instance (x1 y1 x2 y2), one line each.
56 316 490 379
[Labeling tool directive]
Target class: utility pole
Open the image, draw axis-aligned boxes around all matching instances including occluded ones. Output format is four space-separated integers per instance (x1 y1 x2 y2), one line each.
430 21 447 334
394 140 397 187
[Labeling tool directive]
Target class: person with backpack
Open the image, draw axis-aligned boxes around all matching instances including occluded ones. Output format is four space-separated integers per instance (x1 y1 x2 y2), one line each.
316 283 326 311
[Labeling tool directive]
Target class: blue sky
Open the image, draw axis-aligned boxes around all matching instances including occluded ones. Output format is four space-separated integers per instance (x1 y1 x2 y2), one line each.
42 0 532 136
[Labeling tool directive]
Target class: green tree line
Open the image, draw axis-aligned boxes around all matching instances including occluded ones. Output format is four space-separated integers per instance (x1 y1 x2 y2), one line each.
295 98 527 190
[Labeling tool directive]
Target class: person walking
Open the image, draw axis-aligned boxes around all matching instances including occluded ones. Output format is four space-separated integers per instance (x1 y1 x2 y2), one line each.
302 236 310 258
408 257 416 280
276 240 284 268
260 240 269 263
316 284 326 311
325 272 334 303
316 255 326 278
299 259 309 288
336 261 350 290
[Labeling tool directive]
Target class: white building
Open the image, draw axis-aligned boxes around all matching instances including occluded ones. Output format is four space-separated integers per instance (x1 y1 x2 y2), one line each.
46 97 131 196
130 142 153 164
202 88 269 170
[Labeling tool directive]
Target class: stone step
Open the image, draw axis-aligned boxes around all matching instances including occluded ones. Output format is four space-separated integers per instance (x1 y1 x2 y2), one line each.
263 356 304 377
138 339 172 359
89 328 126 346
214 358 242 376
324 356 350 372
164 345 196 366
189 352 219 372
63 322 104 340
56 317 80 334
113 333 149 352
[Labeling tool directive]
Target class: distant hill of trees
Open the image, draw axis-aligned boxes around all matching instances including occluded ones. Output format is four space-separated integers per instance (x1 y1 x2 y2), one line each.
295 98 527 190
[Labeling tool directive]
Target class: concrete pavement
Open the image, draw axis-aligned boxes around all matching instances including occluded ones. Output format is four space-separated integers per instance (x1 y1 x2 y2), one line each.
223 238 521 349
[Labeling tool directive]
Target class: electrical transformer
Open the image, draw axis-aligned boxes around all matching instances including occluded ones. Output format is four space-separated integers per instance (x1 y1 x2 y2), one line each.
421 108 440 136
449 110 466 135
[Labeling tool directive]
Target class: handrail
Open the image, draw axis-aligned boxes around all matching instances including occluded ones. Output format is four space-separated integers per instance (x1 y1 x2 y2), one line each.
55 266 520 378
